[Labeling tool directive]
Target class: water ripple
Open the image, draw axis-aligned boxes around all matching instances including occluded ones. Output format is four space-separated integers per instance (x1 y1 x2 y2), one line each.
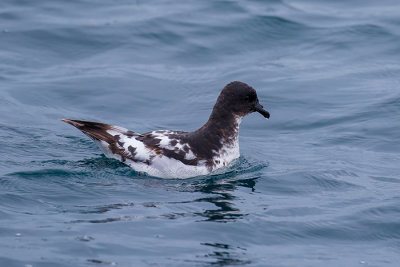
2 0 400 265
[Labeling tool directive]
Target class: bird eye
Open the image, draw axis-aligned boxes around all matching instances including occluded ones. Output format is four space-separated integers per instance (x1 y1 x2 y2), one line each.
246 93 256 102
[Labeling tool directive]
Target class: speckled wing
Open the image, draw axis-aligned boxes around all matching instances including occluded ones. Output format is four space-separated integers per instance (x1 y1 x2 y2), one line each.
138 130 200 164
61 119 202 170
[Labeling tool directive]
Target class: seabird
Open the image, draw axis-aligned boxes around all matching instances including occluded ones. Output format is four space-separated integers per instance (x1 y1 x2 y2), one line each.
62 81 270 178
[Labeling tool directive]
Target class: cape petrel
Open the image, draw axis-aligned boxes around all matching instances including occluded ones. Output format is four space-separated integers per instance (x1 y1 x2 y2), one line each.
62 81 270 178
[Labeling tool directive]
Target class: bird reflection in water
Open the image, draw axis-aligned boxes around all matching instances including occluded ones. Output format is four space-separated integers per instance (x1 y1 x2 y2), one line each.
199 242 251 266
190 176 258 222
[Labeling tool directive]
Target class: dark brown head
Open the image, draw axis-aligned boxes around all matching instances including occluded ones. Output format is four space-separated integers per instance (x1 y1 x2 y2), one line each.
215 81 270 119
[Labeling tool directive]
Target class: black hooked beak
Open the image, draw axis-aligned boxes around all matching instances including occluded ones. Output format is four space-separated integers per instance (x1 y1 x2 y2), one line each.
254 103 270 119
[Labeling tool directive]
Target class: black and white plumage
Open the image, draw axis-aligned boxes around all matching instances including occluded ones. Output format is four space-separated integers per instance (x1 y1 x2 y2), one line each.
62 81 270 179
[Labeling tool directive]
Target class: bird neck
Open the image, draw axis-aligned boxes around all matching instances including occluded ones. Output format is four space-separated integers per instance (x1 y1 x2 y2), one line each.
187 107 242 164
200 106 242 146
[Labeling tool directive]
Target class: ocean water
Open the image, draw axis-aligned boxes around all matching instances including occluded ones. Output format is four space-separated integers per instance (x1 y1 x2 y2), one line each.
1 0 400 266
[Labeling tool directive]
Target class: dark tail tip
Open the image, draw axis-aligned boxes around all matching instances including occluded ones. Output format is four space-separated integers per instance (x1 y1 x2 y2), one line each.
60 119 85 128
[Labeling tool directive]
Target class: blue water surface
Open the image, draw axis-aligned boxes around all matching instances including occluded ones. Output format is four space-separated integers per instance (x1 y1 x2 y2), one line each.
1 0 400 266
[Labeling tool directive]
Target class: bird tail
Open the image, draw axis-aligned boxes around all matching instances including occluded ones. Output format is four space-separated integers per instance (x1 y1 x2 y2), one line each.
61 119 143 163
61 119 125 142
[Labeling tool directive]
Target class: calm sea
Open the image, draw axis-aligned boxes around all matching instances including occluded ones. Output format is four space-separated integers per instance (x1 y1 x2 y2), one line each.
1 0 400 266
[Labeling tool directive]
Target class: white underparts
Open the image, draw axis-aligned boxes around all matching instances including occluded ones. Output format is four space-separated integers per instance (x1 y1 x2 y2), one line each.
211 116 242 169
